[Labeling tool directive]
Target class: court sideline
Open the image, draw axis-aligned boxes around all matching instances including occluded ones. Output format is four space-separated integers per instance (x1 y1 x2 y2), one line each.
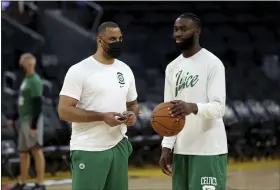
2 160 280 190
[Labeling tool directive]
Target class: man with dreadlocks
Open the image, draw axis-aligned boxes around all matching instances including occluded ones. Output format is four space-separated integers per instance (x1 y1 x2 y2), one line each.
159 13 228 190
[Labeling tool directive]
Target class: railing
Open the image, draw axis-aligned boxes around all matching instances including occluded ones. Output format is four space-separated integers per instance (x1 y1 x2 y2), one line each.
45 9 94 39
1 14 43 40
20 2 99 66
59 1 103 35
81 1 103 33
24 2 95 39
1 14 44 52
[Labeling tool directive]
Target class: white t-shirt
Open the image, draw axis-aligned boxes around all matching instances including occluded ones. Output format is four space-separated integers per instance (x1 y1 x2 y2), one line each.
161 48 228 155
59 56 138 151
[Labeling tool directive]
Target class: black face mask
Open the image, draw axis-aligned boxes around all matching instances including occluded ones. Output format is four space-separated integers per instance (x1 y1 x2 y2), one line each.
101 39 122 58
175 34 195 51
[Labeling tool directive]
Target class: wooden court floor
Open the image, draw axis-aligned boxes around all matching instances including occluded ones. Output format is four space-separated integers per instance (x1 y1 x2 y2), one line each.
46 168 280 190
3 160 280 190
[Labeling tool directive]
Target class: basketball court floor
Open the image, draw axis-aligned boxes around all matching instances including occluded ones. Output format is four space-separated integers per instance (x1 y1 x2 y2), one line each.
2 160 280 190
47 168 280 190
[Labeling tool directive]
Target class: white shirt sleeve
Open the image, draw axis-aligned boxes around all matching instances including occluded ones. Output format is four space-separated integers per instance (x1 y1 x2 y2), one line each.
161 65 177 150
196 61 226 119
163 66 173 102
59 66 83 101
126 69 138 102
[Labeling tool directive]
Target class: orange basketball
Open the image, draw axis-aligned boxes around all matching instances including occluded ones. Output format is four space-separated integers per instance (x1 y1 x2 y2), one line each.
151 102 185 137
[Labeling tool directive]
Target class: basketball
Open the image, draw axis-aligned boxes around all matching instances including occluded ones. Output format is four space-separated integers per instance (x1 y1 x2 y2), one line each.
151 102 185 137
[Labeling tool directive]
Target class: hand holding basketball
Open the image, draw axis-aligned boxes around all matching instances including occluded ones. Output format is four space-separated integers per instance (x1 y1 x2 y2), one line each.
169 100 198 118
151 102 185 136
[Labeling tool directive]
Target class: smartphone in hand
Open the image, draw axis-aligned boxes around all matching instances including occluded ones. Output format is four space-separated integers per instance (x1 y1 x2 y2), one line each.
116 115 128 121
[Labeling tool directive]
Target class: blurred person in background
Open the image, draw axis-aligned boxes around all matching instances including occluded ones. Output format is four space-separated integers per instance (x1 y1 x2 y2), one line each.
159 13 228 190
58 22 139 190
9 53 45 190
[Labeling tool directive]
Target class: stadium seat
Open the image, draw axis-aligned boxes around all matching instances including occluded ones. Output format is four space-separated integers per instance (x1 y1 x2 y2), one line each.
1 140 20 179
234 14 258 24
42 79 53 98
3 71 18 91
201 13 230 24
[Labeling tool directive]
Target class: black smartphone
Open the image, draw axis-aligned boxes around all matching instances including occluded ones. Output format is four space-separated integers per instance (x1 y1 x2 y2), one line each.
117 116 128 121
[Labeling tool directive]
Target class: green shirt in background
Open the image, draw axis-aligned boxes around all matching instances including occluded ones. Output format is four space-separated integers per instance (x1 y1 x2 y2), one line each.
18 73 43 120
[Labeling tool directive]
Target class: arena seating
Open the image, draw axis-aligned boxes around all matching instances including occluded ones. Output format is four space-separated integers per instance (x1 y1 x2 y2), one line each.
2 1 280 178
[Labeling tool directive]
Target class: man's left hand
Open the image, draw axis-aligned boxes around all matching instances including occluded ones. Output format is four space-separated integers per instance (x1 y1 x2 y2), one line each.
123 111 136 126
169 100 198 118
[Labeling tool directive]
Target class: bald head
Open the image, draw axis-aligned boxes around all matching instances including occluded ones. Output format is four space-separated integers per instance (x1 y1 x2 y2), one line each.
19 53 37 75
19 53 36 67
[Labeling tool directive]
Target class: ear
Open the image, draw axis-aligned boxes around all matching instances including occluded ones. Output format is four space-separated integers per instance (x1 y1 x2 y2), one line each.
96 37 101 44
196 28 201 36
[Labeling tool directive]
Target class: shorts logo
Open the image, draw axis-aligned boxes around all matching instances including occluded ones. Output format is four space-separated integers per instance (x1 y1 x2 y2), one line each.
201 177 217 190
117 72 125 87
79 163 85 170
202 185 215 190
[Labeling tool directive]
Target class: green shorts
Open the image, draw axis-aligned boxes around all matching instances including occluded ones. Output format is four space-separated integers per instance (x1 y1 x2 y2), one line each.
70 138 133 190
172 154 227 190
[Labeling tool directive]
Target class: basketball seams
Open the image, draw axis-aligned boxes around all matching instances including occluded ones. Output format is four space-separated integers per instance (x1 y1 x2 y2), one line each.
151 102 185 137
152 121 181 132
151 117 185 131
173 118 185 131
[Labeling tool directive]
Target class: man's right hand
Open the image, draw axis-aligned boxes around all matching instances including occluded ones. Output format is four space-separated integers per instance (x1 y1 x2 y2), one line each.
103 112 127 127
159 147 172 176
